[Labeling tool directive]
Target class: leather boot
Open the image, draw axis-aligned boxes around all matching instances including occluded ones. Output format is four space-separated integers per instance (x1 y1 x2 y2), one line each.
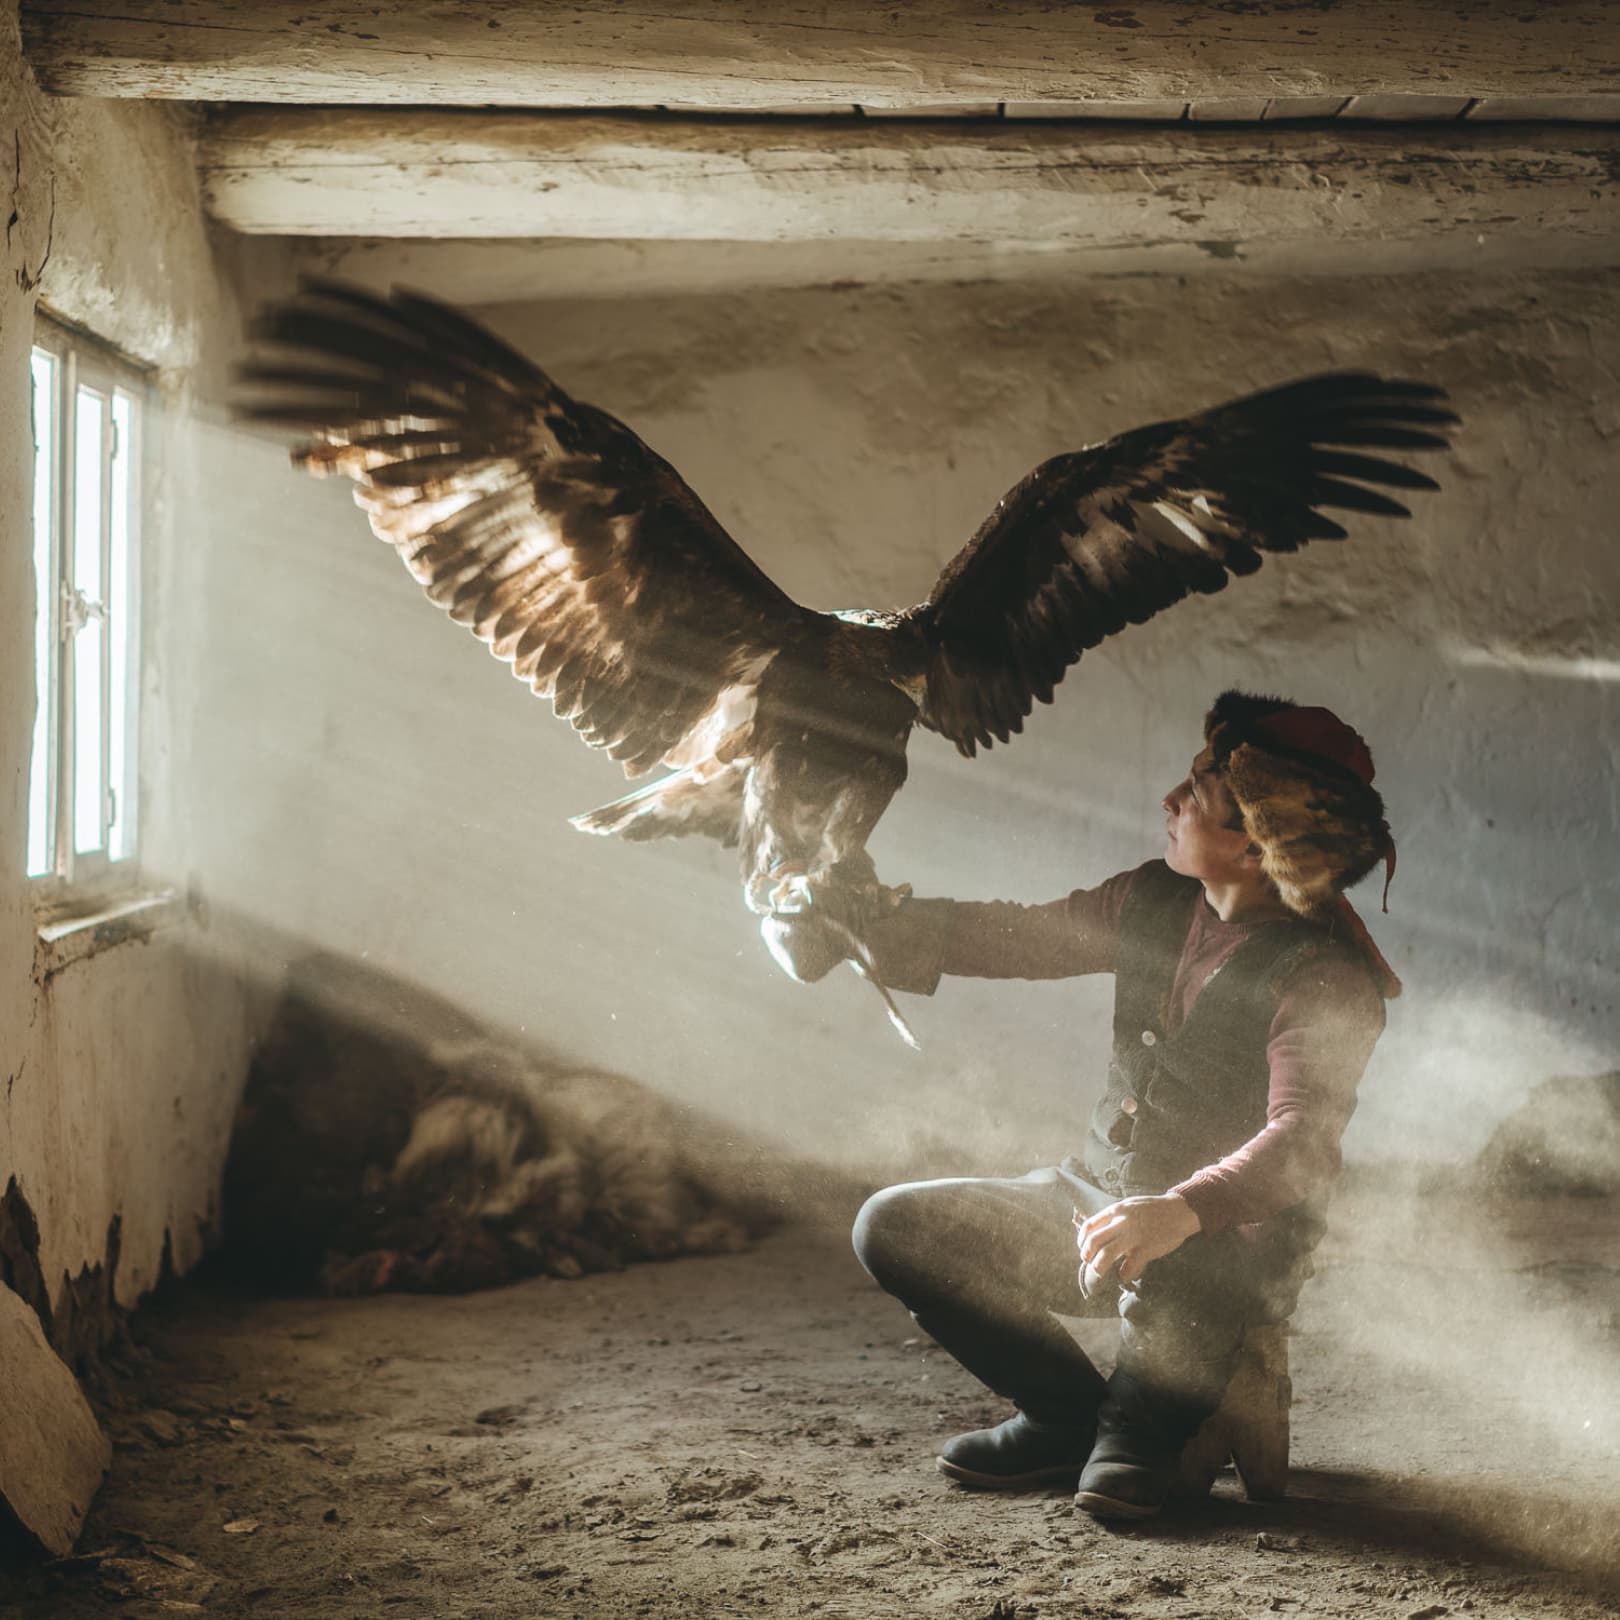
1074 1369 1214 1520
938 1409 1098 1490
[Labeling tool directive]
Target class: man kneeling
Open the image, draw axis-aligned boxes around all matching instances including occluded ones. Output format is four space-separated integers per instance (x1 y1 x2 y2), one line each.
770 690 1399 1520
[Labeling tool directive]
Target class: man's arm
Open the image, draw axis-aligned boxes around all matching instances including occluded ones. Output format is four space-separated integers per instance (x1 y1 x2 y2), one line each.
1169 953 1387 1233
936 869 1138 981
771 867 1142 993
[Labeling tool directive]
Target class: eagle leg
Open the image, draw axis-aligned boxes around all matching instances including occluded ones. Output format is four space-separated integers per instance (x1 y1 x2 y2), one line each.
750 848 913 920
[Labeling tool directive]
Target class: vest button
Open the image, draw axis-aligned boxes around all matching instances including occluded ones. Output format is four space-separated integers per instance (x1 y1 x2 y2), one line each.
1141 1029 1158 1047
1121 1097 1138 1115
1103 1168 1119 1187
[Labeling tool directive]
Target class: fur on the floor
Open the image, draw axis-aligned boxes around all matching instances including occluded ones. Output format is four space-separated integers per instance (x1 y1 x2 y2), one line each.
223 963 756 1295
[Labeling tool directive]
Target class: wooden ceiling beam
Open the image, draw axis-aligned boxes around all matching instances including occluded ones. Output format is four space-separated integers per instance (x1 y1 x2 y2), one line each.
23 0 1620 106
198 112 1620 264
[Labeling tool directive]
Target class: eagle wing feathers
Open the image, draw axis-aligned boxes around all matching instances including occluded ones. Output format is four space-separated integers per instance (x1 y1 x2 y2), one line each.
916 373 1455 755
237 279 810 781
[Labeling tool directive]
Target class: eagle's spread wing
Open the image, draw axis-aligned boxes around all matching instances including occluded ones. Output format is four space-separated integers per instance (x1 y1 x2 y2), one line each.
237 280 810 779
915 373 1455 756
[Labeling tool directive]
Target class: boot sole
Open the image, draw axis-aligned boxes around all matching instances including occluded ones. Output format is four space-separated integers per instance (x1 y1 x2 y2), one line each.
1074 1487 1162 1520
937 1456 1083 1490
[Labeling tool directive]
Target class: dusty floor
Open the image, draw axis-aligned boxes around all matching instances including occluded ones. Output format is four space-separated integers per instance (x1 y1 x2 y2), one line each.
2 1181 1618 1620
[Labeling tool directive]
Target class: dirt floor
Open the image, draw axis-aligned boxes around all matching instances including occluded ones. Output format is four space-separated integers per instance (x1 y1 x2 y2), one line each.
2 1180 1618 1620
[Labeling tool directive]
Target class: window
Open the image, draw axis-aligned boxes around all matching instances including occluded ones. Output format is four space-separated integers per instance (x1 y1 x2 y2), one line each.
28 317 147 899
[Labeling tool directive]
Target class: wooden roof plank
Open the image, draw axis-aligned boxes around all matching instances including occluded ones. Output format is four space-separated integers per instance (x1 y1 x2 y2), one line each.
23 0 1620 105
198 111 1620 265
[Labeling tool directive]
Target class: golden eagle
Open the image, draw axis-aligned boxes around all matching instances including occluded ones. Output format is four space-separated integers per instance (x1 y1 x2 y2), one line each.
237 282 1454 1044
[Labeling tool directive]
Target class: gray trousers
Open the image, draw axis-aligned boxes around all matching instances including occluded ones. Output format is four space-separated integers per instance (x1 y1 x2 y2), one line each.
852 1159 1309 1423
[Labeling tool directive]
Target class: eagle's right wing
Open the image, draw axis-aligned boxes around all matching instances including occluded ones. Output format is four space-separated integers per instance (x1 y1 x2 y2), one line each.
914 373 1456 756
237 279 811 779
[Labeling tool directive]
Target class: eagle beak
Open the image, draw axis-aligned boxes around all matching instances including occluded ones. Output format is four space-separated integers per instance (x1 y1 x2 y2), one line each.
890 672 928 706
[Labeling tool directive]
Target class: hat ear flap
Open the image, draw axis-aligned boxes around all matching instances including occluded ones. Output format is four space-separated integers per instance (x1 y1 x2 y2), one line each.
1224 742 1389 917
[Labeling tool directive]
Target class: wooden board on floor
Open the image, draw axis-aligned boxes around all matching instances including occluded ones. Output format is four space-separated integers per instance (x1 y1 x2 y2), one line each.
0 1286 111 1556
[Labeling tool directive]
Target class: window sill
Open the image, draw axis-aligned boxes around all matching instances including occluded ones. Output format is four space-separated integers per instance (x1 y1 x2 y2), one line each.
35 888 186 981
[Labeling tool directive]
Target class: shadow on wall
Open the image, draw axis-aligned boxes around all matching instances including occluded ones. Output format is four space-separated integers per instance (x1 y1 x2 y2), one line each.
218 950 873 1297
0 1182 133 1378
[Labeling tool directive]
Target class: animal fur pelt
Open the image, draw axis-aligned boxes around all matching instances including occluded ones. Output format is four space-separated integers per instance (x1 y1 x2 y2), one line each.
1222 740 1390 918
223 962 756 1296
1204 689 1391 918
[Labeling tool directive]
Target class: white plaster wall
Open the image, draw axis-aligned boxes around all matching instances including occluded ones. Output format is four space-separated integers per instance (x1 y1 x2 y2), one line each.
1 8 262 1308
197 259 1619 1183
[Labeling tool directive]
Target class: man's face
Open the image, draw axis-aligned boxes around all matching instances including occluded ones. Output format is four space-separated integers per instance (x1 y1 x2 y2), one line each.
1162 746 1255 885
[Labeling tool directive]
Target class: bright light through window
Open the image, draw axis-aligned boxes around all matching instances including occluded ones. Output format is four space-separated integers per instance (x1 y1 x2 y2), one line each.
27 321 146 894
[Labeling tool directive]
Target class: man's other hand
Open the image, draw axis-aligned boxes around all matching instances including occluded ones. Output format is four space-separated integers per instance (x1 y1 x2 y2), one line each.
1074 1193 1202 1289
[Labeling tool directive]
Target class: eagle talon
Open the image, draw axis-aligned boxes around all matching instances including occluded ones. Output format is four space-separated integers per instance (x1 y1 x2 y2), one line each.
769 872 817 914
747 863 806 915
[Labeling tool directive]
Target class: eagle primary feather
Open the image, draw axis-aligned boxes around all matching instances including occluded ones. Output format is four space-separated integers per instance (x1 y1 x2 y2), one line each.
237 282 1456 1044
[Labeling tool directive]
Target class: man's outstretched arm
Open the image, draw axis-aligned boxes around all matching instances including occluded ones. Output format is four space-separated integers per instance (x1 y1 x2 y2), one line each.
768 867 1142 992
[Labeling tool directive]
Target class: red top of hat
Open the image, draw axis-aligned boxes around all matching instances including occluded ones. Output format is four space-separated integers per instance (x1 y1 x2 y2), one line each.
1251 706 1376 786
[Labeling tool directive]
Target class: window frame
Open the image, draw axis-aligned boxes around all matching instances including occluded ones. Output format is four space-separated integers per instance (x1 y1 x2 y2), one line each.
28 311 152 913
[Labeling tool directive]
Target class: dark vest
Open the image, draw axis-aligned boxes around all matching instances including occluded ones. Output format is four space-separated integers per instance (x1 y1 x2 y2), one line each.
1080 861 1350 1218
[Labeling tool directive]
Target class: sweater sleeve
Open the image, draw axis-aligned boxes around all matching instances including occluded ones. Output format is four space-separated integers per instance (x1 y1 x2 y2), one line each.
1169 951 1386 1233
863 866 1142 995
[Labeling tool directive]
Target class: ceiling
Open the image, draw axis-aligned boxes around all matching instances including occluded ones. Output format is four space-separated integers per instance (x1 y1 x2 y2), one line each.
20 0 1620 292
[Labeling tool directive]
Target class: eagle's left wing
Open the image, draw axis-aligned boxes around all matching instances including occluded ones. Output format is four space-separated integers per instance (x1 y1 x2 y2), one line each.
913 373 1455 756
236 279 814 783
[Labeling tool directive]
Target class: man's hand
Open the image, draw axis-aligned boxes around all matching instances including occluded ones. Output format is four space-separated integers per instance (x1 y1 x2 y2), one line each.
1074 1193 1202 1289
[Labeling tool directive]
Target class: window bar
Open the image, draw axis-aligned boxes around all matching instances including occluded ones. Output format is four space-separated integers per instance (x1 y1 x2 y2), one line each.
109 389 138 864
52 346 76 879
27 347 60 880
70 376 109 863
98 383 114 864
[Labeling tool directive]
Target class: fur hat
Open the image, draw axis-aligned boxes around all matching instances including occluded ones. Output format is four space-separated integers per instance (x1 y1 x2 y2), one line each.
1203 690 1393 920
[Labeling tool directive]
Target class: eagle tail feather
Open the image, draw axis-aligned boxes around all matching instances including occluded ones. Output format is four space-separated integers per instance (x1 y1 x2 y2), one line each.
850 959 922 1051
810 914 921 1051
570 769 742 848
